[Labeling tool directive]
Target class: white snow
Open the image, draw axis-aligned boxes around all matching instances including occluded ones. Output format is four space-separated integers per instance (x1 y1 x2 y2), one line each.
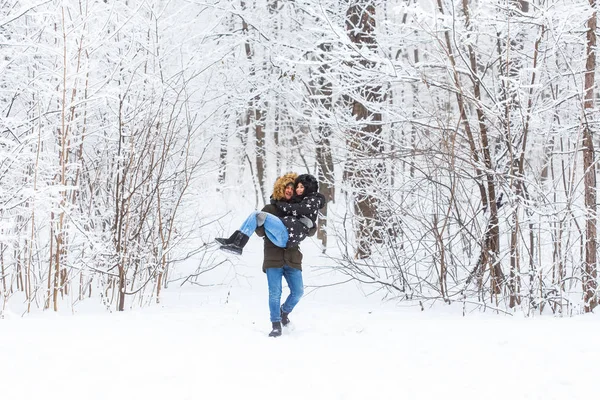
2 236 599 400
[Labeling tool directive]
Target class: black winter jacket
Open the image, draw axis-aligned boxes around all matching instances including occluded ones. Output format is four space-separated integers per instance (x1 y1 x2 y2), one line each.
255 204 316 271
275 192 326 248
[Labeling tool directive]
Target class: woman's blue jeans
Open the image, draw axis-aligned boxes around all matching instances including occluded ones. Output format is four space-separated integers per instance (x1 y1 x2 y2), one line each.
239 211 288 248
266 265 304 322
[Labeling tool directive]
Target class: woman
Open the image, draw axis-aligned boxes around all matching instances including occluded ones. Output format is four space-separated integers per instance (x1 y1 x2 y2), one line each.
216 174 326 255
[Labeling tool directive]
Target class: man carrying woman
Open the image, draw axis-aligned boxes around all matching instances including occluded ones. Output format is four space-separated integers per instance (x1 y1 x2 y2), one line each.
216 173 325 254
215 173 325 337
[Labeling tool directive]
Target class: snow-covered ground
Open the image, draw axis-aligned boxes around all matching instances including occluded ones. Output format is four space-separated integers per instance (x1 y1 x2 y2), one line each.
2 236 599 400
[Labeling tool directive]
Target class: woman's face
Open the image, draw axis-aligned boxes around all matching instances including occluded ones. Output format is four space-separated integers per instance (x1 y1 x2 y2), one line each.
295 183 305 196
284 184 294 200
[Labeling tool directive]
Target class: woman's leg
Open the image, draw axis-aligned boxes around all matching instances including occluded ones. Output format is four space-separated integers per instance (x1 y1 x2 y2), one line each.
238 212 288 248
265 267 284 322
281 265 304 314
238 211 260 237
262 213 288 248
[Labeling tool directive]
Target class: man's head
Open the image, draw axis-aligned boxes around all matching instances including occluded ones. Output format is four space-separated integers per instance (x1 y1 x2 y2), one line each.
271 172 298 201
284 183 294 200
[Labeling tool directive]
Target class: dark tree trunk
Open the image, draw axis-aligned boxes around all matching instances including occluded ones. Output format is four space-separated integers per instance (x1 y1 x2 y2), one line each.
314 44 335 249
345 1 384 259
583 0 598 312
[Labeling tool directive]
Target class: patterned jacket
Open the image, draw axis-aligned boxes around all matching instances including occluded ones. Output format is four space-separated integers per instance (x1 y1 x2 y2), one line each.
275 192 326 248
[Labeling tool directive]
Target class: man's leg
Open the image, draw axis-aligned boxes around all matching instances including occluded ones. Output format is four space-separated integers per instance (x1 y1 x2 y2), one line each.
281 265 304 314
265 267 284 322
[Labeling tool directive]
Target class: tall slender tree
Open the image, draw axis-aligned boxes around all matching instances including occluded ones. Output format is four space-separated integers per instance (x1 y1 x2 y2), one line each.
582 0 597 312
344 0 384 259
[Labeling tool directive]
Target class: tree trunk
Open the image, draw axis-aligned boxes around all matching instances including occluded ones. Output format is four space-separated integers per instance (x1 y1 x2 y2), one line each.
345 1 383 259
458 0 503 295
314 44 334 250
500 1 535 308
255 107 267 203
438 0 501 294
218 128 228 186
240 0 267 205
582 0 598 312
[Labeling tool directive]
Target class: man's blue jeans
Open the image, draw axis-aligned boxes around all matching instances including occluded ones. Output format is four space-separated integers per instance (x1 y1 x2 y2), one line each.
239 211 288 248
266 265 304 323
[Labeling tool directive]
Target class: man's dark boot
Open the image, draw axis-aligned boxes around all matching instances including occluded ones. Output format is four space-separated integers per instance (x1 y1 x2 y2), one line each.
215 231 238 246
280 307 290 327
269 321 282 337
219 231 250 255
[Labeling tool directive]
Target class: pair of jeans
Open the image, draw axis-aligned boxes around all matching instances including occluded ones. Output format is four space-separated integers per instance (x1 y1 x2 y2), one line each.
266 265 304 322
239 211 288 248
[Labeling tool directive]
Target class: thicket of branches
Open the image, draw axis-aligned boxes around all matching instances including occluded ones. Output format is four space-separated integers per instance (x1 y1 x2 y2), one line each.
321 0 600 315
1 0 215 313
2 0 599 315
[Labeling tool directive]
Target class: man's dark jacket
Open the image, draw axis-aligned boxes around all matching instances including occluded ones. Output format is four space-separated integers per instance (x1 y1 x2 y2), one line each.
255 204 316 272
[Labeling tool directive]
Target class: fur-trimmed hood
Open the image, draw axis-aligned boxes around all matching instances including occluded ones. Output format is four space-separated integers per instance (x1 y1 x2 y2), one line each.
271 172 298 201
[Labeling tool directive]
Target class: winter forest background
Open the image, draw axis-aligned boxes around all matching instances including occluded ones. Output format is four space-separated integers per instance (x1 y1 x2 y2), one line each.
2 0 600 317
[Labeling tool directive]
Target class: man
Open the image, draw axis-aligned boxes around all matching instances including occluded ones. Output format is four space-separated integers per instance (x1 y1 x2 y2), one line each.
255 173 316 338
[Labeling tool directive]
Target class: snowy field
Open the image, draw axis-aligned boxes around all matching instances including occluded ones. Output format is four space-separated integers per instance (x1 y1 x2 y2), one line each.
2 236 599 400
